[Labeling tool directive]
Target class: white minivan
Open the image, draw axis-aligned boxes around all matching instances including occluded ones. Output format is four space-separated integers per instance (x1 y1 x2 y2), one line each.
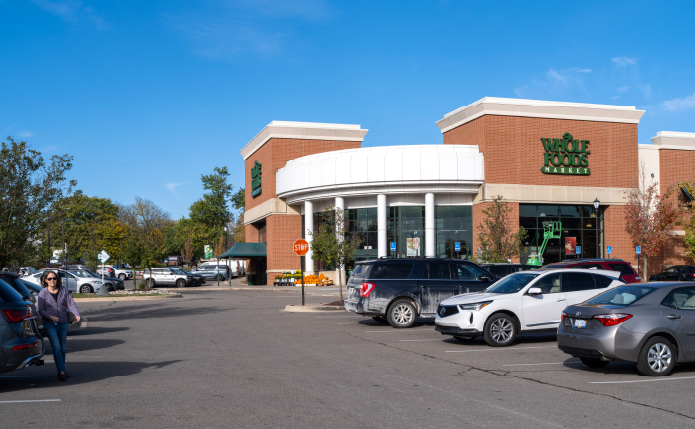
434 269 624 347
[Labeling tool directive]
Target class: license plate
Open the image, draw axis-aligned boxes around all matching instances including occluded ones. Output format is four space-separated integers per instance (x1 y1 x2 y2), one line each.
573 319 587 329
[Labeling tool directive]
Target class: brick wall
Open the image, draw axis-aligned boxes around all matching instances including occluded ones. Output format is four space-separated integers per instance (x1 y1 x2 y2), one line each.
443 115 639 189
265 214 303 285
472 201 521 263
659 149 695 207
603 205 637 267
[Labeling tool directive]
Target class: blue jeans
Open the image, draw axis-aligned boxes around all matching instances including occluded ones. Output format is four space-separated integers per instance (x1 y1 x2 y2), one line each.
44 322 68 373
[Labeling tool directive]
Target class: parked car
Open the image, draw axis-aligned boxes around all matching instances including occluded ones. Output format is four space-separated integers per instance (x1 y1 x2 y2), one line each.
543 258 641 283
102 265 134 281
62 264 91 271
344 258 499 328
142 268 196 288
26 269 108 294
19 267 39 278
174 268 206 286
112 263 133 269
649 265 695 282
96 266 116 278
74 270 124 291
191 265 231 281
0 272 37 305
558 282 695 376
435 269 624 346
0 277 44 373
480 263 538 278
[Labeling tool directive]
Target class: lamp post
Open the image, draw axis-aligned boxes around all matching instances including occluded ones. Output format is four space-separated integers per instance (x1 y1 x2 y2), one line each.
593 197 600 258
223 225 229 286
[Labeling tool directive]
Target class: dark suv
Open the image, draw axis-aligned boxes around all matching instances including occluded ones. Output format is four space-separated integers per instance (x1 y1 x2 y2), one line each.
542 258 640 283
0 277 44 373
480 263 538 278
649 265 695 281
344 258 499 328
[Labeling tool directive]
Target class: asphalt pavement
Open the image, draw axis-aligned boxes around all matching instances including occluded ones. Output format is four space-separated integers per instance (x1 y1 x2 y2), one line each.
2 290 695 428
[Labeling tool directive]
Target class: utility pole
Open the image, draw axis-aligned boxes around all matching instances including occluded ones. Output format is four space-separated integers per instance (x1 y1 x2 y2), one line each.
62 218 66 268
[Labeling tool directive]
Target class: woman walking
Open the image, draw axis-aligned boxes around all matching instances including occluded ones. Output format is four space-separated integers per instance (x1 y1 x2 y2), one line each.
37 271 81 381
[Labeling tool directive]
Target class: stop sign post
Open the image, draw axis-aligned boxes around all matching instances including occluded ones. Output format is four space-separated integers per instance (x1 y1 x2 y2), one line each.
293 239 309 305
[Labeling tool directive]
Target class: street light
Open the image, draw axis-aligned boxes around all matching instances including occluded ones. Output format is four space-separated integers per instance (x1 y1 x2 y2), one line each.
593 197 600 258
223 225 229 286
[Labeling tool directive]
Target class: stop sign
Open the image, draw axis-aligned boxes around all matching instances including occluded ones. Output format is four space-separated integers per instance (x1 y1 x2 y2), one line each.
293 239 310 256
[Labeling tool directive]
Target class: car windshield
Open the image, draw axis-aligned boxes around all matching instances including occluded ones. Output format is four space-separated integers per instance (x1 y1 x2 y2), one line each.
586 285 656 306
484 272 541 293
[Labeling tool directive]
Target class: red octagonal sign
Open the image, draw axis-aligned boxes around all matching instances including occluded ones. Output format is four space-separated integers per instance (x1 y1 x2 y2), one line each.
293 239 309 256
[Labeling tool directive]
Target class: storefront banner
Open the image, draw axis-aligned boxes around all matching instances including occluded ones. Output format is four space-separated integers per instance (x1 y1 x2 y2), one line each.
564 237 577 256
407 238 420 257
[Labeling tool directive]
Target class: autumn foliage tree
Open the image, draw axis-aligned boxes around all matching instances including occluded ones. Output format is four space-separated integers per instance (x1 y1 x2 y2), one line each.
477 195 528 263
624 172 681 279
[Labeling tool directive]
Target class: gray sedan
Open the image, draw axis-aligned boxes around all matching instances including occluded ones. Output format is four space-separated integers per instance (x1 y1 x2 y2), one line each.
558 282 695 376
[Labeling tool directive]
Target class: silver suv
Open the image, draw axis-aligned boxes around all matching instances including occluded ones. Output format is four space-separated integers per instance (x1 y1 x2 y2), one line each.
142 268 195 288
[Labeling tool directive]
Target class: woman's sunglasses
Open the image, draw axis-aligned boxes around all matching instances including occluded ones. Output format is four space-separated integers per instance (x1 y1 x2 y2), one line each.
46 277 58 281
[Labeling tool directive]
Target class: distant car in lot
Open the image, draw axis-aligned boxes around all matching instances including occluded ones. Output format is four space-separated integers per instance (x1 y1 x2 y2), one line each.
102 265 134 281
649 265 695 282
480 263 538 278
74 270 124 291
26 269 108 294
96 266 116 278
345 258 499 328
142 268 196 288
191 265 231 281
18 267 38 278
558 282 695 376
173 268 206 286
0 276 44 373
435 269 624 347
543 258 641 283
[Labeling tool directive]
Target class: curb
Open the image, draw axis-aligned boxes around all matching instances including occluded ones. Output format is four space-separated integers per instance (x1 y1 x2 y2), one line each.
282 304 346 313
73 294 182 302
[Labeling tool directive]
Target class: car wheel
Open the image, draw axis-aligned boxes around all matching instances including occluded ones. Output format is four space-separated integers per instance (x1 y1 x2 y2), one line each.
637 336 676 376
118 274 126 280
386 299 417 328
215 274 225 281
483 313 517 347
372 316 388 324
176 279 186 288
107 283 114 292
454 336 475 342
579 357 610 368
146 278 155 288
79 284 94 294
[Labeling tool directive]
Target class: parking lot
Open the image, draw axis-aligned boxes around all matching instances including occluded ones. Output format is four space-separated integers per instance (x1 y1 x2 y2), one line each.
2 289 695 428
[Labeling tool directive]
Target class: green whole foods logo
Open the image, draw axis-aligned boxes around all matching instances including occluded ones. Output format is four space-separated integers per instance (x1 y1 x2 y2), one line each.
540 132 591 175
251 160 262 197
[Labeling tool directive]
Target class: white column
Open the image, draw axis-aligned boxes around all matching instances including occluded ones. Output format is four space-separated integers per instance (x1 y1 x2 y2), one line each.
425 193 435 258
304 200 314 274
335 197 345 285
377 194 387 258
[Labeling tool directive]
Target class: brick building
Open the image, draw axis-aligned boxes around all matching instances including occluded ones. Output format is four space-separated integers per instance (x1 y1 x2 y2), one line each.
239 98 695 285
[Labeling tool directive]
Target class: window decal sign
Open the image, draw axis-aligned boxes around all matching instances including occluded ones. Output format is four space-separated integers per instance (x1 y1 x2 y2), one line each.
251 160 262 197
540 133 591 175
564 237 577 255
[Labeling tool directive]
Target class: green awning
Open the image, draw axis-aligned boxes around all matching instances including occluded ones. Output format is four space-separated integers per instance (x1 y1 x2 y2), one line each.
218 242 267 259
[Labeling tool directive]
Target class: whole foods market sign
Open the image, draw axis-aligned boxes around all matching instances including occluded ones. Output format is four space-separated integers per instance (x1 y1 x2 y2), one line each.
251 160 262 197
540 132 591 175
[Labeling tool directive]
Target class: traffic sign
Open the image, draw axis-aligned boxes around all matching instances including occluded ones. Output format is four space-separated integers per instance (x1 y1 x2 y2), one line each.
576 245 581 254
455 242 461 252
98 250 110 263
293 239 310 256
607 246 612 255
390 242 396 251
636 246 641 255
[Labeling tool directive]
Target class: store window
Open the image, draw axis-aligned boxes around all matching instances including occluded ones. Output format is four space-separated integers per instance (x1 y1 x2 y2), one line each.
520 204 604 265
435 206 472 260
387 206 425 258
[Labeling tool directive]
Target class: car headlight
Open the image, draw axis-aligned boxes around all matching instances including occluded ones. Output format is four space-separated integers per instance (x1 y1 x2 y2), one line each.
458 301 492 311
90 280 102 284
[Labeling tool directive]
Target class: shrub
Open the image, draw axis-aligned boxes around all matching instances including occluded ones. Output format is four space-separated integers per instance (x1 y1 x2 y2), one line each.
138 282 147 289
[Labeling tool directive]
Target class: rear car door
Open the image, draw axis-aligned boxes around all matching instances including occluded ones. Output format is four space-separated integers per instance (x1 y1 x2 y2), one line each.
522 273 566 329
660 287 695 358
451 262 495 293
562 272 600 305
419 263 456 314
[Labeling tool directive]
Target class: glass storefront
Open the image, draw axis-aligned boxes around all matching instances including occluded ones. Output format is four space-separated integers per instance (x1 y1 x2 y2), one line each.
435 206 473 260
519 204 604 264
387 206 425 258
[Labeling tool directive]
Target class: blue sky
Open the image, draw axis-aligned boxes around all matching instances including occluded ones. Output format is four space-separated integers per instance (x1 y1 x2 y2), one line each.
1 0 694 219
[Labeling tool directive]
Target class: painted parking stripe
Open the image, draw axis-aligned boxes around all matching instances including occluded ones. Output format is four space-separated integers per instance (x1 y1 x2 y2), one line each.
0 399 61 403
399 339 443 342
365 329 434 333
503 361 580 367
315 316 361 319
590 376 695 384
445 346 556 353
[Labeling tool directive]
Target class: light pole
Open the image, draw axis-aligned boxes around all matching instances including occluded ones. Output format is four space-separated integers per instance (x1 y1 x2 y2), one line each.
593 197 600 258
223 225 229 286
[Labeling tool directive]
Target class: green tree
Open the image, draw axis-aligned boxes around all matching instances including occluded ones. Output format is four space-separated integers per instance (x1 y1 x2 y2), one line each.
118 197 173 269
308 206 361 301
189 166 233 230
0 137 76 268
231 187 245 212
477 195 528 263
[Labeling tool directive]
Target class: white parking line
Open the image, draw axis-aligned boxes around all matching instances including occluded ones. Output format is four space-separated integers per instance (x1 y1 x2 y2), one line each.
590 376 695 384
503 361 580 367
445 346 556 353
315 316 360 319
365 329 434 333
399 339 443 342
336 322 359 325
0 399 61 403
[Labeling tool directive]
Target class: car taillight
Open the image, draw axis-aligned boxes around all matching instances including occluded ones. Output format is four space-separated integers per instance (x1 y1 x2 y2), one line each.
360 282 376 297
593 314 633 326
561 311 567 322
2 308 30 324
12 341 40 351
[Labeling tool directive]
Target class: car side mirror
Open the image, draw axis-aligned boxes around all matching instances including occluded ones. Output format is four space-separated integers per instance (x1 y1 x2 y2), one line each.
528 287 542 295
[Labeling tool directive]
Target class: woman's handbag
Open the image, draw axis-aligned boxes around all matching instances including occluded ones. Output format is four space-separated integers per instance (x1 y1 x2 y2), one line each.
66 310 77 323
